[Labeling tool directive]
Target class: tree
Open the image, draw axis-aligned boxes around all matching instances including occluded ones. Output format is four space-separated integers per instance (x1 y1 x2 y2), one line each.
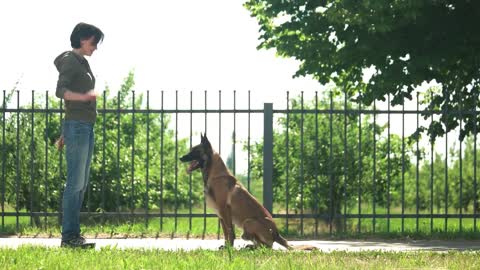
414 152 448 214
248 92 412 230
88 71 203 213
0 88 64 226
448 137 480 213
1 72 203 227
245 1 480 141
412 137 480 215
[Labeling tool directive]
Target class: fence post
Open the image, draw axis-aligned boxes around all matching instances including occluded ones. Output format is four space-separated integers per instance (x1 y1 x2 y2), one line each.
263 103 273 213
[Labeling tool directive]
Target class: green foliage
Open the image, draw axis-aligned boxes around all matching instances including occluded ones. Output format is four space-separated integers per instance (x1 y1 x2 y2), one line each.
0 72 203 223
248 91 413 219
436 137 479 213
89 71 203 212
245 0 480 141
0 90 64 218
402 136 480 214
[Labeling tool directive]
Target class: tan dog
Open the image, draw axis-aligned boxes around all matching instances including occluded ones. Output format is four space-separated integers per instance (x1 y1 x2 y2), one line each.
180 134 312 250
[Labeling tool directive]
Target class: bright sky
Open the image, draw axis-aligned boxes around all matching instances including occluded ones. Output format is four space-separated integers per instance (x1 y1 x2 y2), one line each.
0 0 458 171
0 0 327 172
0 0 322 105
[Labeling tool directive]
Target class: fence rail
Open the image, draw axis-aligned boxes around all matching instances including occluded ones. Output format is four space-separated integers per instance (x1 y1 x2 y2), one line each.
0 89 478 236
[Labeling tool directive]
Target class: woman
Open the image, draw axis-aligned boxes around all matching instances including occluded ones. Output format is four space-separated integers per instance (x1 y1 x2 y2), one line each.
54 22 104 248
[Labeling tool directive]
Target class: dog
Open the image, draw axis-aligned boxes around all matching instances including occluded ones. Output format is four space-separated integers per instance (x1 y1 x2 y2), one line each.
180 134 315 250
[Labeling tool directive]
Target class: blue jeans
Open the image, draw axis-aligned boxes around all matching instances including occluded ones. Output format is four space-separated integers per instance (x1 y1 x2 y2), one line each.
61 120 94 241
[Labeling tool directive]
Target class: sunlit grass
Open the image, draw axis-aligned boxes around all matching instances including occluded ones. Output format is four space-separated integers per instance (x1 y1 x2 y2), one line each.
0 246 479 270
2 204 480 240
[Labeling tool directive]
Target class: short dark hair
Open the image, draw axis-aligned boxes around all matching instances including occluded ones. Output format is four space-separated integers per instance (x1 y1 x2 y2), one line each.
70 22 104 49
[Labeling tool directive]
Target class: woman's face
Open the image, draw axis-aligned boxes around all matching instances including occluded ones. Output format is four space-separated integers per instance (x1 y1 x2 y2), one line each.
79 36 98 56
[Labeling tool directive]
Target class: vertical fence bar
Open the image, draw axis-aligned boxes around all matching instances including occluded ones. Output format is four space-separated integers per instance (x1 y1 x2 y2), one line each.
189 91 193 231
474 92 478 232
373 100 376 233
131 91 136 219
218 90 222 238
30 91 35 226
445 105 449 232
233 90 236 175
387 94 391 232
218 91 222 160
102 91 106 223
86 90 91 214
459 94 463 232
175 90 178 232
300 92 305 236
430 132 434 233
285 92 289 233
247 91 251 192
101 91 106 224
58 98 63 225
314 91 319 237
1 90 5 230
401 102 405 233
16 91 20 231
145 91 150 228
203 90 207 233
416 93 420 233
459 137 463 232
329 91 333 235
263 103 273 214
343 90 348 232
430 92 434 233
43 91 47 230
358 97 362 233
160 91 164 231
116 92 121 217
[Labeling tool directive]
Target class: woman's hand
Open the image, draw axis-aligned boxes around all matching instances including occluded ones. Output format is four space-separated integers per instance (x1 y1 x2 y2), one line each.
55 135 64 151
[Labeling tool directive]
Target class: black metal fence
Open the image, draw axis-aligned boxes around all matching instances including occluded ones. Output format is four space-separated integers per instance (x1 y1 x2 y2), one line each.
0 89 478 236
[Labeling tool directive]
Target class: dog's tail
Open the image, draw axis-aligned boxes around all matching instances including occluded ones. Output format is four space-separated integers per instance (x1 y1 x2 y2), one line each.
291 244 318 251
274 232 317 251
267 217 317 251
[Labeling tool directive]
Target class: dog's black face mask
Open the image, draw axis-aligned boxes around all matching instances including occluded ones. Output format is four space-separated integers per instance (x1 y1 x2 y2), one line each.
180 133 212 174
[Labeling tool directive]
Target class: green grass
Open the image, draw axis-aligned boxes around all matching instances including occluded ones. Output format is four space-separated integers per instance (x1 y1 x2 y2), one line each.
3 205 480 240
0 215 226 239
3 215 480 241
0 246 479 270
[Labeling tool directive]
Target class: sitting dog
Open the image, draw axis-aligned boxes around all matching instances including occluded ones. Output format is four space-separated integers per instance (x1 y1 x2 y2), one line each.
180 134 313 250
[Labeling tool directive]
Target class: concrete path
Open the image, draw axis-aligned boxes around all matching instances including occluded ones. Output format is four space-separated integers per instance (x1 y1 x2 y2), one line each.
1 237 480 252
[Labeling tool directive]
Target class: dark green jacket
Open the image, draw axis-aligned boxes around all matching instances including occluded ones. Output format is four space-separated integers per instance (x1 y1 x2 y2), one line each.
54 51 97 123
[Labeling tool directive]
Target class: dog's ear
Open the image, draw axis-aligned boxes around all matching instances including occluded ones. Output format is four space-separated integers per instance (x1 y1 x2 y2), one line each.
202 134 212 150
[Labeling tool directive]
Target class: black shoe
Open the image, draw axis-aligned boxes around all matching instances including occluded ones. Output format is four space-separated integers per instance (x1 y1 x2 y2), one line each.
61 237 95 249
76 235 86 245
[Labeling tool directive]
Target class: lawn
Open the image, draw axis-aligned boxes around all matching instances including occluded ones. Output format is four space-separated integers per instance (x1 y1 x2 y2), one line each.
0 246 479 270
3 213 480 240
2 203 480 240
2 207 480 270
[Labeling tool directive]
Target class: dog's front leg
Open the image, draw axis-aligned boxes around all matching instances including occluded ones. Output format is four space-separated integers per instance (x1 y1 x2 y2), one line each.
219 218 228 244
218 205 235 248
219 218 230 248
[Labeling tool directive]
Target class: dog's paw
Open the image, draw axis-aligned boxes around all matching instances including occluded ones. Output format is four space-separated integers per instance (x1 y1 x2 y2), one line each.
218 244 234 250
242 244 257 250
